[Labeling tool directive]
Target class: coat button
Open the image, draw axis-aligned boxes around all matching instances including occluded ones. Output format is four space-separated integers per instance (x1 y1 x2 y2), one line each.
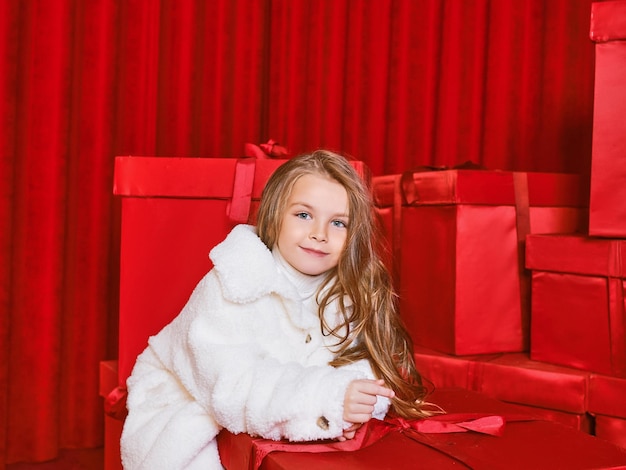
316 416 329 430
305 334 312 343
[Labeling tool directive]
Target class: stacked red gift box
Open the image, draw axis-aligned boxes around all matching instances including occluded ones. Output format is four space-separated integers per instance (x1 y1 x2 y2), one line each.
373 0 626 451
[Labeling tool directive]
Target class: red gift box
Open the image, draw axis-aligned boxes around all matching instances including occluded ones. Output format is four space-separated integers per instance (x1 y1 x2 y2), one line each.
413 346 486 389
109 155 368 466
114 156 285 381
217 388 626 470
596 415 626 450
474 354 589 415
589 0 626 237
114 156 368 381
472 353 592 432
373 169 583 355
589 373 626 449
526 234 626 377
414 348 592 432
589 374 626 419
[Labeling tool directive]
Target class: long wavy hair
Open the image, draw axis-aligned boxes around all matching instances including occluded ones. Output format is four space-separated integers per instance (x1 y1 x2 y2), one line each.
256 150 431 419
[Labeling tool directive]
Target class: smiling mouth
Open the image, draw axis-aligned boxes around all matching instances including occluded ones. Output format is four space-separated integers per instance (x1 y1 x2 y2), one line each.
301 247 327 256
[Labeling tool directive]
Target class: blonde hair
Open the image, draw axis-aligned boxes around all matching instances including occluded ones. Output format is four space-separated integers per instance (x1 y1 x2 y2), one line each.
256 150 431 419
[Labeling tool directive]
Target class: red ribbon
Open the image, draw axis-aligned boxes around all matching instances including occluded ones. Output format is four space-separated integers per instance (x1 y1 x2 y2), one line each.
218 413 525 470
404 413 505 436
104 385 128 421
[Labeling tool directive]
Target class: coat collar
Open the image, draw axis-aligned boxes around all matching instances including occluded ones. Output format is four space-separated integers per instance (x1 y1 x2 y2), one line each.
209 225 347 331
209 225 295 302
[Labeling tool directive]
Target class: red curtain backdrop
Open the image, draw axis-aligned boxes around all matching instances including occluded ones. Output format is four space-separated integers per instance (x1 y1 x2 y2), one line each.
0 0 601 465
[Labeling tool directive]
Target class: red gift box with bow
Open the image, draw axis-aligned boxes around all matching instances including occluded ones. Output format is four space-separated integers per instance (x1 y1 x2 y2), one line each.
112 154 368 382
589 0 626 237
526 234 626 378
373 169 584 355
102 153 368 469
113 155 286 382
217 388 626 470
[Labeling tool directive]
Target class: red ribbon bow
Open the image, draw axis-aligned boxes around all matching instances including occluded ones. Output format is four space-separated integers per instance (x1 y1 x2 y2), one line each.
388 413 505 437
243 139 289 159
104 386 128 421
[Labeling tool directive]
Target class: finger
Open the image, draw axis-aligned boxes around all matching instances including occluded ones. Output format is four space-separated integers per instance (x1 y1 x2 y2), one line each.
344 412 372 424
345 423 362 432
346 403 375 415
357 381 395 399
376 385 395 398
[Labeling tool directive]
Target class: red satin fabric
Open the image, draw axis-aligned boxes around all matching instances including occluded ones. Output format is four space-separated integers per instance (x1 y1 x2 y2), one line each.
589 1 626 237
527 235 626 377
219 413 512 470
589 374 626 418
595 415 626 450
0 0 602 464
412 349 594 432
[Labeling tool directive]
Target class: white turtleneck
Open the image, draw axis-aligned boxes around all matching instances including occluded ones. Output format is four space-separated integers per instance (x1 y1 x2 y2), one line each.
271 247 350 343
272 247 327 304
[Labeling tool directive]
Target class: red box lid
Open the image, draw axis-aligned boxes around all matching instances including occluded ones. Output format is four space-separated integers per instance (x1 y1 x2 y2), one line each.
591 1 626 42
113 156 287 199
114 156 369 199
373 170 582 208
526 234 626 277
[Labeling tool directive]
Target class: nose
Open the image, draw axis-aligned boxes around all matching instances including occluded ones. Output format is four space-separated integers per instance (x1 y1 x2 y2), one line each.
309 223 327 242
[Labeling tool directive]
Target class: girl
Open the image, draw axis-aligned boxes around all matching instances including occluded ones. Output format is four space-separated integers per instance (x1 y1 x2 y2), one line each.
120 150 430 469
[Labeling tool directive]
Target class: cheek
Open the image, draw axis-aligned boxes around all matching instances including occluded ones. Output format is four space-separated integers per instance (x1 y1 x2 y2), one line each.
277 218 293 241
335 232 348 251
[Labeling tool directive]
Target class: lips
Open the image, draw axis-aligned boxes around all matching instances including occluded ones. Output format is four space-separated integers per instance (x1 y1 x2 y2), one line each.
301 246 327 257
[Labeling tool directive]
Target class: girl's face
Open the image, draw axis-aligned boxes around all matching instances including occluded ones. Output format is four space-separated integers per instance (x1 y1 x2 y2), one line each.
277 174 349 276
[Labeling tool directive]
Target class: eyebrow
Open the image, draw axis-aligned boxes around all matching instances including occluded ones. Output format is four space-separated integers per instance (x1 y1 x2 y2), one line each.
289 201 349 219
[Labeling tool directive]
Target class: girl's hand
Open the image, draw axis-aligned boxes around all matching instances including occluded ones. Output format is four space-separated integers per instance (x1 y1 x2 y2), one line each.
343 379 395 423
336 423 362 442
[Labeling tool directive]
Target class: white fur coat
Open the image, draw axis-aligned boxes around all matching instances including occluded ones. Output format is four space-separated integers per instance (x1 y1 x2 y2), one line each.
120 225 389 470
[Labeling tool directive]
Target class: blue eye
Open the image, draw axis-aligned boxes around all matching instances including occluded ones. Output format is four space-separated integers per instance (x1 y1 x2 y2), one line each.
296 212 311 220
332 220 347 229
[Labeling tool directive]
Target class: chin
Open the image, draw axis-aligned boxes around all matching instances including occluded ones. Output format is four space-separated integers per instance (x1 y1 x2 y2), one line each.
298 266 329 277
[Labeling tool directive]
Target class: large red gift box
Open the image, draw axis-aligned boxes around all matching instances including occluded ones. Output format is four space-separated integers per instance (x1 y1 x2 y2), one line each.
217 388 626 470
413 348 591 432
589 373 626 449
373 169 583 355
526 234 626 377
114 156 286 381
113 156 368 380
106 155 368 468
589 0 626 237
